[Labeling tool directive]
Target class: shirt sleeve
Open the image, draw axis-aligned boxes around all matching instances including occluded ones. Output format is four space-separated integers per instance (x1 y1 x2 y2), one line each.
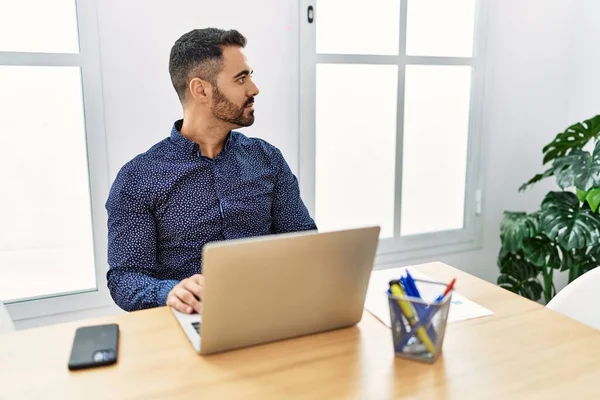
105 168 178 312
270 148 318 234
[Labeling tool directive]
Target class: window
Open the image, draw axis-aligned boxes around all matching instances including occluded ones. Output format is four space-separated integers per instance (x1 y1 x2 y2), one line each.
300 0 488 262
0 0 110 319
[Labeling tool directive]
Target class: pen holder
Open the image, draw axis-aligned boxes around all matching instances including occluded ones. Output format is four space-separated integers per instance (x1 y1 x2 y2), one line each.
388 279 452 363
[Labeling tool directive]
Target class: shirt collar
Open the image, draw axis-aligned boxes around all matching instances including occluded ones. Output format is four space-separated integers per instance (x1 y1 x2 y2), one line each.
170 119 235 156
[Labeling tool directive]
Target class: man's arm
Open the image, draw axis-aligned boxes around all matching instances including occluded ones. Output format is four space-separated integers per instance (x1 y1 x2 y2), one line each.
105 171 178 312
270 148 318 233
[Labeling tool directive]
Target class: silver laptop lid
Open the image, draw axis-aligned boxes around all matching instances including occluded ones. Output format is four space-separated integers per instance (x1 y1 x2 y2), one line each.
199 226 380 355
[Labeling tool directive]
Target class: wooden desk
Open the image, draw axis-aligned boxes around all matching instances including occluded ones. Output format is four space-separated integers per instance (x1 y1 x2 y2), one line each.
2 262 600 399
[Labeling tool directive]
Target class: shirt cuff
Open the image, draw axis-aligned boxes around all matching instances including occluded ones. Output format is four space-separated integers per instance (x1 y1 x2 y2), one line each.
156 279 179 306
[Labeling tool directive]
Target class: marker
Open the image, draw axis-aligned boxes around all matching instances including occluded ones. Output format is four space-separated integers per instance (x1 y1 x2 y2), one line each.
400 273 436 340
389 281 436 354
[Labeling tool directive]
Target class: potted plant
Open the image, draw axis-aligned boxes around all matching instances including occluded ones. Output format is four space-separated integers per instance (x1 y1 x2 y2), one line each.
497 115 600 303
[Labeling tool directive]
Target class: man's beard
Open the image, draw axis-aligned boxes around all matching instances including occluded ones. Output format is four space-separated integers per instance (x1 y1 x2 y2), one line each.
211 86 255 127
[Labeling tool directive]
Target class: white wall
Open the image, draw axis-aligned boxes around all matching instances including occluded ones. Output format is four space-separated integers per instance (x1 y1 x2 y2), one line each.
567 0 600 124
97 0 301 181
16 0 597 328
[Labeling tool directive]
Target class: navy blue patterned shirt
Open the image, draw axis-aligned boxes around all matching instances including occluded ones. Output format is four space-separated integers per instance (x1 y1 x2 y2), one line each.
106 120 317 311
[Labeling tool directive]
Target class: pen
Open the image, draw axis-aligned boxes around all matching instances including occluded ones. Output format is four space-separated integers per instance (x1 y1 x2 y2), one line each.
400 273 437 340
405 271 420 298
389 281 436 354
435 278 456 303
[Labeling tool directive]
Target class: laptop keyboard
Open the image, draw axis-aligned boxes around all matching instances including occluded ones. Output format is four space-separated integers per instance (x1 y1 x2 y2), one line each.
191 321 201 334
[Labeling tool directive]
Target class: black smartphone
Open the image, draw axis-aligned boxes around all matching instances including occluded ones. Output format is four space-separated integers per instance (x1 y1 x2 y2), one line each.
67 323 119 370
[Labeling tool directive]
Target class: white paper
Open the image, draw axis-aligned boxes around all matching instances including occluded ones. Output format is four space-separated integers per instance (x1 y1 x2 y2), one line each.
364 267 493 328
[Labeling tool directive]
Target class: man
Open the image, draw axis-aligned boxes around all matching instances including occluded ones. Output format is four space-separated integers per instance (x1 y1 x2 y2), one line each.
106 28 316 314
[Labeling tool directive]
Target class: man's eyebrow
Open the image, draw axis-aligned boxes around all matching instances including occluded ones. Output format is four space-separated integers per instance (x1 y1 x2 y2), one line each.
233 69 253 79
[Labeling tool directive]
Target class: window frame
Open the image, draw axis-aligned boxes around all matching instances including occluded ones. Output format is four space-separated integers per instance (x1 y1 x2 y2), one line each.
1 0 113 320
299 0 490 264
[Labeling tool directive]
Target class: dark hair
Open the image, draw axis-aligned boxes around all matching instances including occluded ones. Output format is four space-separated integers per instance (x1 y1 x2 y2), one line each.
169 28 247 102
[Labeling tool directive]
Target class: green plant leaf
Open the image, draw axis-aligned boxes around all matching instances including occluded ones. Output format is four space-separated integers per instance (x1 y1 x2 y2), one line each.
569 244 600 282
586 188 600 212
552 141 600 191
560 247 575 272
569 260 582 283
576 188 589 202
519 168 554 192
560 246 599 276
540 191 600 250
574 258 598 282
500 212 540 253
542 115 600 165
566 248 599 283
497 251 543 301
588 241 600 262
522 236 561 269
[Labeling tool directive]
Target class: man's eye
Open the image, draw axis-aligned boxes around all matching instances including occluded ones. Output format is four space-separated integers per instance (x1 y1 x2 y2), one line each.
238 77 245 83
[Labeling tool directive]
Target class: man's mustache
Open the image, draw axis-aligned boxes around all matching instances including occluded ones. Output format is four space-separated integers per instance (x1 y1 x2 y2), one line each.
244 97 255 107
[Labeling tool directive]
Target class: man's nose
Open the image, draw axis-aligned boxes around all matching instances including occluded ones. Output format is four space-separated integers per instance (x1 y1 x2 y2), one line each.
250 80 259 97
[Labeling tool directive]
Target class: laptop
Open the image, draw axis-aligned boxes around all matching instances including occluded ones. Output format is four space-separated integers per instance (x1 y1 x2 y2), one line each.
170 226 380 355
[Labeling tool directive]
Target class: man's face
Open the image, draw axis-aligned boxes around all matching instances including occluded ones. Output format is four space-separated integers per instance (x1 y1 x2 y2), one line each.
210 46 259 128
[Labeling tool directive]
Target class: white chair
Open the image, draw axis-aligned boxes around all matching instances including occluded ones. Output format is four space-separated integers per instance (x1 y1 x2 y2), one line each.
0 301 15 333
546 267 600 330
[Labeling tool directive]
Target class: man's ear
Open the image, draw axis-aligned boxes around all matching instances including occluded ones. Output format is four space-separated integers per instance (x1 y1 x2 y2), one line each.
189 77 211 102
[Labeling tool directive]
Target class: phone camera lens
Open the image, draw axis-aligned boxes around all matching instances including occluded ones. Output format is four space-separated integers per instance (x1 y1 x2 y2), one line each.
92 349 114 363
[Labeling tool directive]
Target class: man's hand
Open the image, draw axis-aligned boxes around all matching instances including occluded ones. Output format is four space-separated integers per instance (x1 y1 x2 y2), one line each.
166 274 205 314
